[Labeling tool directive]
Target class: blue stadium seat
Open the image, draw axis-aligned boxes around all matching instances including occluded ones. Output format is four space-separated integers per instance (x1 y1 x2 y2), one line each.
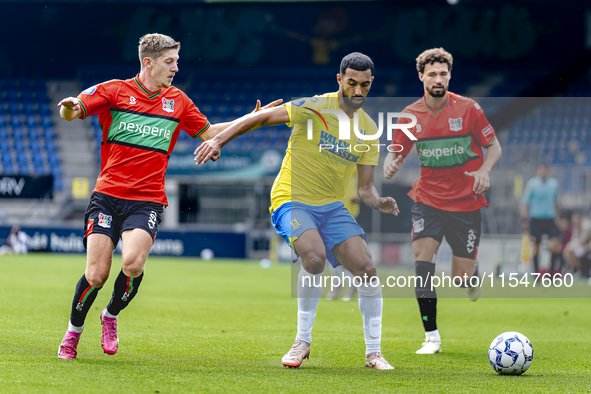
32 154 45 164
10 116 22 128
216 105 230 116
23 103 35 113
48 154 60 165
42 116 53 128
30 141 42 153
17 162 30 174
29 129 40 142
45 141 57 154
22 91 34 103
53 176 63 191
12 128 24 141
7 90 20 103
13 141 26 152
39 103 50 116
16 153 28 164
50 162 61 175
33 163 46 174
26 115 37 128
2 162 15 174
43 129 55 141
1 153 13 165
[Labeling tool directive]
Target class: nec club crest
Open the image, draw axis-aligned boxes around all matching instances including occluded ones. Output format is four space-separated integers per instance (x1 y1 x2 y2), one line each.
448 117 463 132
162 98 175 113
98 213 112 228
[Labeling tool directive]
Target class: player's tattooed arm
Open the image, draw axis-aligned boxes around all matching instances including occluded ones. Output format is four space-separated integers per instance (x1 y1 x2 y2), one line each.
464 138 502 194
357 164 399 216
57 97 83 121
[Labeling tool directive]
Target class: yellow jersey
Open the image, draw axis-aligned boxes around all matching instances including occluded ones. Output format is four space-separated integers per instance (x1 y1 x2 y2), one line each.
270 92 379 211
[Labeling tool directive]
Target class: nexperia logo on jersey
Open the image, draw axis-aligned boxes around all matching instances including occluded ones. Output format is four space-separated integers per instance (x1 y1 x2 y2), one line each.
417 135 479 168
118 121 173 139
108 109 179 153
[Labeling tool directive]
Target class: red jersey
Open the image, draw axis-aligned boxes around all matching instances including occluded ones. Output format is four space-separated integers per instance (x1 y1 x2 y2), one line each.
392 92 496 212
77 75 210 206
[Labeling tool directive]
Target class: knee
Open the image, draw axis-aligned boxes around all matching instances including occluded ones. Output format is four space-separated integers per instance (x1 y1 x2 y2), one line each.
85 269 108 287
351 260 377 279
123 258 145 278
301 252 326 274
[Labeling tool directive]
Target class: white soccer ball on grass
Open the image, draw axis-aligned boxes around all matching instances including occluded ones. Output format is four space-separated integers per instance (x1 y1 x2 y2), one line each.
488 331 534 375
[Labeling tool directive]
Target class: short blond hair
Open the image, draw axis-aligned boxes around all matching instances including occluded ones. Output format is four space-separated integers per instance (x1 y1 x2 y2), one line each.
138 33 180 66
416 48 453 74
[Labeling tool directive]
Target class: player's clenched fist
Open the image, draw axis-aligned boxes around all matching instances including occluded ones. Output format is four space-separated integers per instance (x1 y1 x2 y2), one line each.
383 154 404 179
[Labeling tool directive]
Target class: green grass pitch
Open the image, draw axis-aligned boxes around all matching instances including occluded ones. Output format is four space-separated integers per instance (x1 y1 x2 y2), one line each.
0 254 590 393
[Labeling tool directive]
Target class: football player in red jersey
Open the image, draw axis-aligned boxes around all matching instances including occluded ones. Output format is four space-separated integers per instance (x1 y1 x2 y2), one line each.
383 48 502 354
56 33 280 359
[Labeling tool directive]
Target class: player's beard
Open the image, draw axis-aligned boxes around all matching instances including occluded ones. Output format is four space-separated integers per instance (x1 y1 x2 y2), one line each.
341 88 366 110
428 84 447 98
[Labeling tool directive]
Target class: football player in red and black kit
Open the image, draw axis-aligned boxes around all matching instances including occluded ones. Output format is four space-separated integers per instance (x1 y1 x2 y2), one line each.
383 48 502 354
56 33 280 359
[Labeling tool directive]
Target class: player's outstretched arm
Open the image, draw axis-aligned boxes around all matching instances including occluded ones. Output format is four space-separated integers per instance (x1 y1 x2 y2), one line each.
357 164 399 216
464 138 502 194
194 105 289 165
199 99 283 141
383 152 404 180
57 97 83 121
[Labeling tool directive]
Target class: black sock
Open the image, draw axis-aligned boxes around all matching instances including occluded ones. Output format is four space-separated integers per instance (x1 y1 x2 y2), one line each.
415 260 437 332
70 274 101 327
532 253 539 273
106 270 144 316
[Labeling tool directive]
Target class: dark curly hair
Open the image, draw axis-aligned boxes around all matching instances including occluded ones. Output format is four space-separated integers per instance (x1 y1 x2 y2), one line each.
416 48 453 74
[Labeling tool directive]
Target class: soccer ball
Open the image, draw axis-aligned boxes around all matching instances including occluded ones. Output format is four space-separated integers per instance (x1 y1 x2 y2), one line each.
488 331 533 375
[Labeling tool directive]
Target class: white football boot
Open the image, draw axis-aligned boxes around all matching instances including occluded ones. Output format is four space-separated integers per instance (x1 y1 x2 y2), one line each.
281 339 310 368
416 335 442 354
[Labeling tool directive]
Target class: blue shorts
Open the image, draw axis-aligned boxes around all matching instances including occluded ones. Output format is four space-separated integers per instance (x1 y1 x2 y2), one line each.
271 201 366 267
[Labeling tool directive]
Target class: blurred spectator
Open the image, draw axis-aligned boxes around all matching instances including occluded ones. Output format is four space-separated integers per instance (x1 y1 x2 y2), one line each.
563 213 591 279
520 218 533 266
557 215 572 270
0 226 28 255
520 164 561 275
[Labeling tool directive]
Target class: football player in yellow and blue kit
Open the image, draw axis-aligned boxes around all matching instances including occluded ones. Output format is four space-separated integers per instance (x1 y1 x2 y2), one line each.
194 53 399 370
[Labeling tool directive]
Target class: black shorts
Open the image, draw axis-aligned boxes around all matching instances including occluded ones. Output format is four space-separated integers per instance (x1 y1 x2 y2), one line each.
529 218 560 244
411 202 481 259
83 191 164 249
